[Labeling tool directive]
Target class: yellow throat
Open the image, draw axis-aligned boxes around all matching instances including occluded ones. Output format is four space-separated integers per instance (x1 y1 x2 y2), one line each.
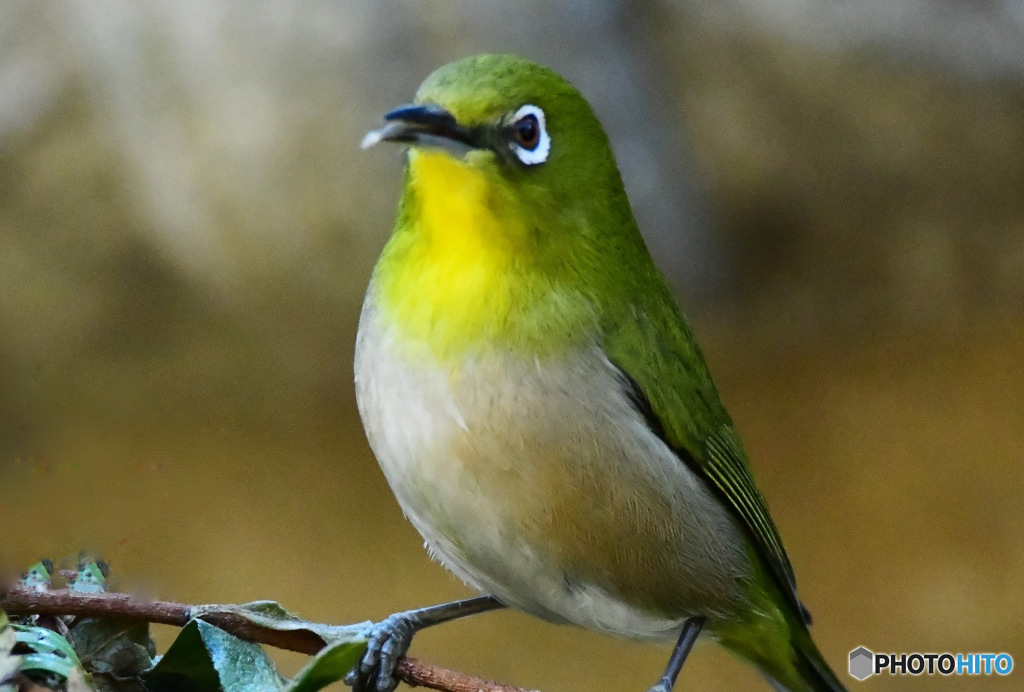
374 149 546 361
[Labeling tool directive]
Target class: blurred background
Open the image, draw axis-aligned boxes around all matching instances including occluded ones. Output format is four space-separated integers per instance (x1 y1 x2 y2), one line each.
2 1 1023 690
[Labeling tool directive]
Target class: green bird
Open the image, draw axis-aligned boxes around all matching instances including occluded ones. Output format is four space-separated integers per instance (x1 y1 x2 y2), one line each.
353 54 845 692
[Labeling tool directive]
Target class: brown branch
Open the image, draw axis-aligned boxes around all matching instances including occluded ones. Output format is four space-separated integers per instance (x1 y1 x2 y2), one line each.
0 587 534 692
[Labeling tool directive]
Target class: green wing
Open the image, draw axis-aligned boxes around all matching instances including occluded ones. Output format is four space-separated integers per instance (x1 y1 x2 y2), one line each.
603 294 810 625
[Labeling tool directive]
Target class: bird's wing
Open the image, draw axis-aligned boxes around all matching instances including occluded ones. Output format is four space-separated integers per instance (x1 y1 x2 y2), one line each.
603 298 810 625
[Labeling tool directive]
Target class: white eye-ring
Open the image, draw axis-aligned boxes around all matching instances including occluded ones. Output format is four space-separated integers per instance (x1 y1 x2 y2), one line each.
508 104 550 165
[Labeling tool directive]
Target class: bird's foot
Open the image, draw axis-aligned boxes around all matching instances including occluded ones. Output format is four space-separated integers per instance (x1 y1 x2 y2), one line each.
345 611 421 692
646 682 673 692
344 596 505 691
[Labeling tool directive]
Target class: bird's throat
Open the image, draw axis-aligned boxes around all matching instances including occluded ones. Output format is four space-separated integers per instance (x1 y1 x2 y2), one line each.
375 150 525 360
373 149 585 362
408 148 517 270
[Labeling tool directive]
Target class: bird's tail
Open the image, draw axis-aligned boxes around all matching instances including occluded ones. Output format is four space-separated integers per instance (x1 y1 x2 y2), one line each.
784 628 847 692
719 616 847 691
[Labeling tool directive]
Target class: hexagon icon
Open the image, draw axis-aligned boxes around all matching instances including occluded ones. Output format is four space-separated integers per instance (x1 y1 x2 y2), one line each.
849 646 874 681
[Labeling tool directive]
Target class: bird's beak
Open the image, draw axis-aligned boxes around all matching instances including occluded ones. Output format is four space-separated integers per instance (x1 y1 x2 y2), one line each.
361 104 478 158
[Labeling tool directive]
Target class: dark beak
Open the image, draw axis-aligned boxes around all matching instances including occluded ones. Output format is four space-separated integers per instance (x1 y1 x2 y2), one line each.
361 103 477 157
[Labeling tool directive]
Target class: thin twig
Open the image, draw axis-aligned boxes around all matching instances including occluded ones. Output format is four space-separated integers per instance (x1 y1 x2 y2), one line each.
0 587 533 692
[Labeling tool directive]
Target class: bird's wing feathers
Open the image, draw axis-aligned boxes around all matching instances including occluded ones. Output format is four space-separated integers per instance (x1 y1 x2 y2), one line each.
702 426 808 623
603 298 811 625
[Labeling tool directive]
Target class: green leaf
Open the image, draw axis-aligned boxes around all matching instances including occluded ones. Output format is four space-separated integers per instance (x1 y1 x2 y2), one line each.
13 623 83 666
191 601 371 644
145 619 285 692
20 651 76 678
285 639 367 692
11 621 94 688
179 602 369 692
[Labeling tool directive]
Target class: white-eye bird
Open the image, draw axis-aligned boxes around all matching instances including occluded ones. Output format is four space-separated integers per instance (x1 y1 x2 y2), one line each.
352 54 845 692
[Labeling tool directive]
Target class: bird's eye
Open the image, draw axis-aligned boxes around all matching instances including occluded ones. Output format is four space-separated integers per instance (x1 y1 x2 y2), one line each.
508 105 550 165
514 115 539 149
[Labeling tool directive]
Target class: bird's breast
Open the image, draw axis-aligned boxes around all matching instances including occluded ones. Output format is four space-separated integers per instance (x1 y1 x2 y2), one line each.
354 294 752 635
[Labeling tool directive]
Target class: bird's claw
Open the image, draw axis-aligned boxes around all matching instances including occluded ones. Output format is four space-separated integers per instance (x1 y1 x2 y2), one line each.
345 612 420 692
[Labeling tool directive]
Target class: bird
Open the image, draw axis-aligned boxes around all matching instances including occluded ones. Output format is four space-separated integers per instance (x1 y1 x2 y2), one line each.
351 53 845 692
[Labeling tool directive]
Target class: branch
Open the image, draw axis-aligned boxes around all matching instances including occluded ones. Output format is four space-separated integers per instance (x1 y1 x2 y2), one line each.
0 587 534 692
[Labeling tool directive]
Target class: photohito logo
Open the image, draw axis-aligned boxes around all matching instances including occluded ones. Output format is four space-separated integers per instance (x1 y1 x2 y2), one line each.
849 646 1014 680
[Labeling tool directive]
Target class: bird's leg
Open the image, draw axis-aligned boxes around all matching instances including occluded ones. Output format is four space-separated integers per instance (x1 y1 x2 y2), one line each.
647 617 706 692
345 595 505 692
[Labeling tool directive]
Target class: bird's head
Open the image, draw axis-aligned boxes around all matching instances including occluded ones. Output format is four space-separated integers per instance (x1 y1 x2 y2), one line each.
362 54 637 266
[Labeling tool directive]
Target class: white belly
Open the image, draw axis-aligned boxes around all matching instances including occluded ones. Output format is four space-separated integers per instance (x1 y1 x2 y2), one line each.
354 300 751 640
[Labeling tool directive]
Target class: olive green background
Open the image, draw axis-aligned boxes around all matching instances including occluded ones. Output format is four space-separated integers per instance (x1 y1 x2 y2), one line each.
2 3 1022 690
